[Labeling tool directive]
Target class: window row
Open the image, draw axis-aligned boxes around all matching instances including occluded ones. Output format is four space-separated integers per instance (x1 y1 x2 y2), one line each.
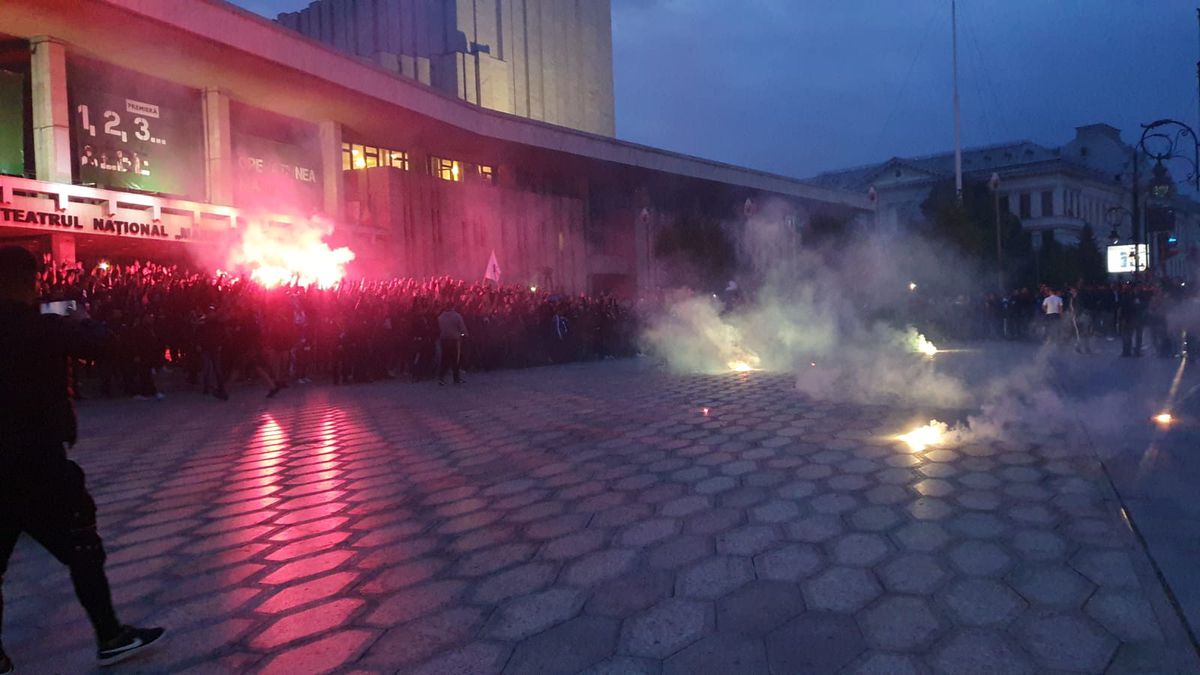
341 143 494 185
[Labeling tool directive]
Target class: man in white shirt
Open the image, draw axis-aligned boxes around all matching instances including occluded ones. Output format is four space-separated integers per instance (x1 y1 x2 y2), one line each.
1042 288 1064 342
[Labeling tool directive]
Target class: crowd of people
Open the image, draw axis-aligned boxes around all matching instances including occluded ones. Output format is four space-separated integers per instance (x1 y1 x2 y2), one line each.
35 257 639 400
915 280 1196 357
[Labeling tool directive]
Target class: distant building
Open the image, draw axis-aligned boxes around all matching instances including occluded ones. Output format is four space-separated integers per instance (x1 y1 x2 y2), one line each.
277 0 616 137
808 123 1198 279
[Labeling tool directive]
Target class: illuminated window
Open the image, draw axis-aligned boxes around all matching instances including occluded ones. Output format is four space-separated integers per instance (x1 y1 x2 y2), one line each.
342 143 409 171
477 165 494 183
430 156 462 182
384 150 410 170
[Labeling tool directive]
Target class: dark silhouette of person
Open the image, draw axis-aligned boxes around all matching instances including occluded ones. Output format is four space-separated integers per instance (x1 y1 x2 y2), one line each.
0 246 164 672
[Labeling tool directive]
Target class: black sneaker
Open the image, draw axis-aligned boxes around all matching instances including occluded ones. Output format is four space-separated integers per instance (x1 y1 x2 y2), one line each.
97 625 165 666
0 651 13 675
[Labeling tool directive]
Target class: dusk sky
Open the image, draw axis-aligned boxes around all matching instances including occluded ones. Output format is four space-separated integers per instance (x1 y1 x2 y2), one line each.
233 0 1200 182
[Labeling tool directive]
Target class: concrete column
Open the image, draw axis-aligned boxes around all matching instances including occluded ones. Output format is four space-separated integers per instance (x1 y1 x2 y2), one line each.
30 37 72 184
49 233 76 264
202 88 234 205
318 120 344 220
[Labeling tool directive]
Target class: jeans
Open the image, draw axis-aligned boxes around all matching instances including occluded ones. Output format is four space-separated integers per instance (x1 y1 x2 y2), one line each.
0 458 121 650
438 338 463 383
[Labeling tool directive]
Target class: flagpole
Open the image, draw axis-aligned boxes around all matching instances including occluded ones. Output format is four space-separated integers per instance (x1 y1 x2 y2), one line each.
952 0 963 203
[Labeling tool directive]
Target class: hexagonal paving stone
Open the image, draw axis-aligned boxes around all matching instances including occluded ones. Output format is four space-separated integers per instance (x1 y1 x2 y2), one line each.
1007 504 1059 527
778 480 818 500
751 499 801 524
802 566 882 613
877 553 950 595
619 518 680 548
946 512 1008 539
586 569 675 619
1009 529 1069 561
648 535 713 570
717 524 781 557
948 541 1013 577
685 508 744 535
695 476 738 495
941 578 1026 626
914 479 956 498
716 580 805 635
811 493 859 515
676 555 755 600
661 495 710 518
847 652 926 675
1085 590 1165 642
829 533 892 567
893 521 951 552
581 656 661 675
766 612 867 674
754 543 825 581
1018 612 1119 672
859 596 942 652
473 562 558 604
847 505 902 532
525 521 596 554
1008 564 1095 609
484 587 586 641
1070 549 1141 589
507 615 620 674
930 629 1035 675
785 514 844 544
663 631 768 675
906 497 954 521
619 598 712 659
564 549 639 587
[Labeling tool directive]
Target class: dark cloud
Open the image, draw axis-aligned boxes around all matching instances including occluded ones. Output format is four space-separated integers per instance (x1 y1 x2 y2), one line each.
235 0 1200 180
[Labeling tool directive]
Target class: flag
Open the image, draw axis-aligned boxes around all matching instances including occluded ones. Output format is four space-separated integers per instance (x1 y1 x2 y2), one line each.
484 250 501 284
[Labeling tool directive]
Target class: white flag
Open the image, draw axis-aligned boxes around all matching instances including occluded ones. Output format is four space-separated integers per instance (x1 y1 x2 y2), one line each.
484 250 501 284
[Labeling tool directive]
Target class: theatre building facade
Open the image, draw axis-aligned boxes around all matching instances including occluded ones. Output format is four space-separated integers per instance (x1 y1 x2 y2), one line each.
0 0 868 296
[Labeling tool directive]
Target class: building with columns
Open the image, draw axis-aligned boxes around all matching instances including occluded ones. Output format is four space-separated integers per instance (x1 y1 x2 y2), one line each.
808 123 1199 279
0 0 866 297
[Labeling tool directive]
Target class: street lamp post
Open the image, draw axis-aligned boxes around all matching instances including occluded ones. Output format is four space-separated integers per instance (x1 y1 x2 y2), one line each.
1135 119 1200 280
1105 205 1134 275
989 172 1003 291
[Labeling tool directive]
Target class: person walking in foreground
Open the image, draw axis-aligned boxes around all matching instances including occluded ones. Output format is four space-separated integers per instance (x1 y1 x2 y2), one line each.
437 302 468 385
0 247 164 673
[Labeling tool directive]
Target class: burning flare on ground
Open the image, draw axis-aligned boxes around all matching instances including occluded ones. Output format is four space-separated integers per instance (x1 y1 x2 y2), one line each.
913 332 939 358
226 216 355 289
727 350 762 373
895 420 949 452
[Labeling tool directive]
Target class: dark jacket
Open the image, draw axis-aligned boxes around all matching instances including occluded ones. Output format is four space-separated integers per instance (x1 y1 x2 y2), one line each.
0 301 107 472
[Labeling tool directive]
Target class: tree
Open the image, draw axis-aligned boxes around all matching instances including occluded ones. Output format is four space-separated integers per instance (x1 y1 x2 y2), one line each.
1075 223 1107 285
803 212 856 248
920 179 1029 289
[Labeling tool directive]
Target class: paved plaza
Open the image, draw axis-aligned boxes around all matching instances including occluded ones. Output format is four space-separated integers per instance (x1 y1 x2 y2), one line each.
5 357 1199 673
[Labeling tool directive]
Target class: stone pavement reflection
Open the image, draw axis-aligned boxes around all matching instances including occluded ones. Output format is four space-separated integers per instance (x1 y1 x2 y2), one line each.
5 359 1198 673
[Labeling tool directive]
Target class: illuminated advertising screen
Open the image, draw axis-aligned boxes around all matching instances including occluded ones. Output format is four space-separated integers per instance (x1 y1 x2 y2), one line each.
68 58 204 198
0 70 23 176
230 102 323 212
1106 244 1148 274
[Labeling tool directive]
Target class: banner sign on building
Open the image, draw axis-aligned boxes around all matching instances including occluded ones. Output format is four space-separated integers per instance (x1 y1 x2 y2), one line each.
0 70 24 176
68 58 205 199
232 132 323 212
230 102 323 212
1107 244 1149 274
